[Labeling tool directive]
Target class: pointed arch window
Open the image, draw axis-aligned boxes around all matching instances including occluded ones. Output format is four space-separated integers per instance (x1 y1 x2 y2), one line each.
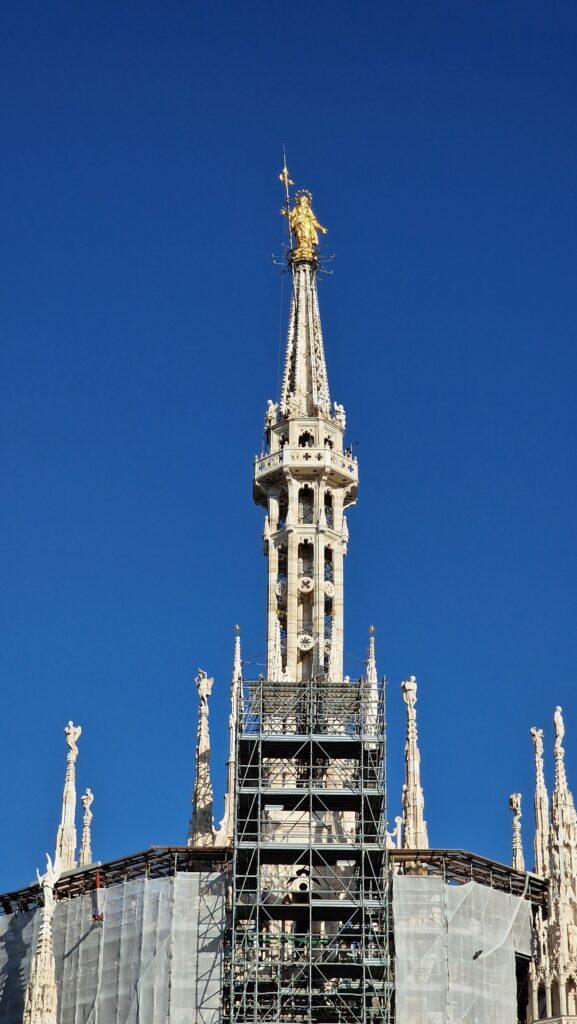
324 489 334 528
298 485 314 525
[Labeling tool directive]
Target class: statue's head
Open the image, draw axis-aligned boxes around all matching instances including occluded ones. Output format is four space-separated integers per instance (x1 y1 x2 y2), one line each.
295 190 312 209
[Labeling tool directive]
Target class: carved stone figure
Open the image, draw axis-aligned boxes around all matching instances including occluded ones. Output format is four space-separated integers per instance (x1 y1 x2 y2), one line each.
79 788 94 867
333 402 346 430
65 721 82 756
555 706 565 750
282 191 327 261
265 399 278 430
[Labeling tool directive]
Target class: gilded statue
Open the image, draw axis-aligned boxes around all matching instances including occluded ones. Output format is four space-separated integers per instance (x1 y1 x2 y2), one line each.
282 191 327 261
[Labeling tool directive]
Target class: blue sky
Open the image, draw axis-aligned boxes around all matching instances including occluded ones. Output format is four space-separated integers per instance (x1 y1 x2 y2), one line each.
1 1 577 890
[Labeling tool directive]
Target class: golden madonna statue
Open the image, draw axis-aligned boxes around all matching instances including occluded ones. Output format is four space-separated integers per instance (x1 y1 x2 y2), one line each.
282 191 327 261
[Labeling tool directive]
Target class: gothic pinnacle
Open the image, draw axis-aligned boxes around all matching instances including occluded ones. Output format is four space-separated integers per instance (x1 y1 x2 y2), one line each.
23 853 62 1024
188 670 215 847
401 676 429 849
509 793 525 872
530 726 550 877
55 721 81 872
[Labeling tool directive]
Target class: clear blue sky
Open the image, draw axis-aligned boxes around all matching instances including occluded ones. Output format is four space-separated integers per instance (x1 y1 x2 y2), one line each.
1 1 576 891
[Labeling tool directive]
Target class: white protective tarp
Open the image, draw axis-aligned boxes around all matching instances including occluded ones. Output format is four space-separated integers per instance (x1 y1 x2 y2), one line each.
0 871 225 1024
393 875 531 1024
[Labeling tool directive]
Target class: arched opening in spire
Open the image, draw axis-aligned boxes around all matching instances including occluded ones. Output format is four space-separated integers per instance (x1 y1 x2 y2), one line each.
551 980 561 1018
537 982 547 1019
298 541 313 579
324 489 334 528
278 489 288 531
298 485 314 525
298 430 315 448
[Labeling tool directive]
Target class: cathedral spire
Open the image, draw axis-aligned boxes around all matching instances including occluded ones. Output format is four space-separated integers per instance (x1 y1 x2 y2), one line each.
23 853 61 1024
509 792 525 871
55 721 81 871
530 726 550 877
188 670 215 847
79 788 94 868
279 176 330 417
254 171 358 684
401 676 429 849
279 253 331 418
217 628 242 846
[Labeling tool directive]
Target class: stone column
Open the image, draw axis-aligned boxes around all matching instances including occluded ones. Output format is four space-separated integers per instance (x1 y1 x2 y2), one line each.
314 476 328 677
331 490 345 683
285 478 299 680
266 533 280 680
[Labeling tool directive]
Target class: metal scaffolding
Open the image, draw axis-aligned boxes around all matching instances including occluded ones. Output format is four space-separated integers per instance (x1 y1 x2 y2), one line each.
227 676 391 1024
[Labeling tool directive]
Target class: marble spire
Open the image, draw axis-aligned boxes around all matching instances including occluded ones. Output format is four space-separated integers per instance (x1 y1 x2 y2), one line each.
279 244 330 419
531 726 550 877
216 627 242 846
509 792 525 871
55 721 81 871
23 853 62 1024
188 669 215 847
530 706 577 1021
254 181 357 685
79 788 94 867
401 676 429 849
365 626 379 728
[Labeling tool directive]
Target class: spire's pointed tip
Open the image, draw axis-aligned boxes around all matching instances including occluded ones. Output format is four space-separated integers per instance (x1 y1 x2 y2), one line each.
233 627 243 682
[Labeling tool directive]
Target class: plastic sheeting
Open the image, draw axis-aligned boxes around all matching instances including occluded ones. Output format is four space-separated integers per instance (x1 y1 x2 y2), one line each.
0 871 225 1024
393 875 532 1024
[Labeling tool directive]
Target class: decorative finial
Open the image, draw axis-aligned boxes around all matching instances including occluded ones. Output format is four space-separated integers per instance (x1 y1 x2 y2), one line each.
509 792 525 871
278 156 294 190
79 788 94 867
